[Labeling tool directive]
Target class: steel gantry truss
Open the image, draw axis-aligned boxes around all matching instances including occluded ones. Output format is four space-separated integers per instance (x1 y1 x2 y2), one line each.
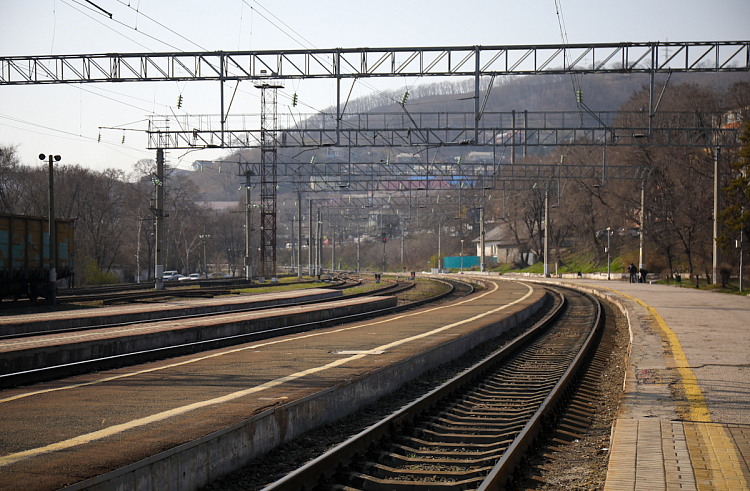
4 40 748 281
3 41 748 85
147 109 741 151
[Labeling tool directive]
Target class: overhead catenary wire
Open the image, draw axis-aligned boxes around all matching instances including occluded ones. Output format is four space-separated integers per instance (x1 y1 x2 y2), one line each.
553 0 585 125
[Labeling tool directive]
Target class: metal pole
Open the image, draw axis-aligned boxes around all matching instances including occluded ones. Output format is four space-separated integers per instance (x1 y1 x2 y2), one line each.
648 47 655 140
607 227 611 280
382 231 386 273
332 224 336 271
317 209 322 276
740 229 743 293
544 189 550 277
297 194 302 279
357 221 361 273
713 147 722 284
460 239 464 273
639 178 646 272
308 199 313 276
511 110 516 165
44 154 58 306
438 219 441 271
155 149 165 290
245 179 252 280
401 219 405 269
480 207 485 272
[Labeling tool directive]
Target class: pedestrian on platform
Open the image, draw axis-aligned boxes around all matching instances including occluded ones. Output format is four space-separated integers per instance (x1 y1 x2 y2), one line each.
628 263 637 283
639 267 648 283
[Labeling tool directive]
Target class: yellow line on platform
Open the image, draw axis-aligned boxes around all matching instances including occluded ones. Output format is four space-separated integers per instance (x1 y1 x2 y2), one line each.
627 295 711 422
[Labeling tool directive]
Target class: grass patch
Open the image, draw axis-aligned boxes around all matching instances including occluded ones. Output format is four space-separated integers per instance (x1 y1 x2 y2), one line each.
232 282 325 295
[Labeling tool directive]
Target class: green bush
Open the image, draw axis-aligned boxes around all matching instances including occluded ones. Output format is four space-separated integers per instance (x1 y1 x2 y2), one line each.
81 257 119 286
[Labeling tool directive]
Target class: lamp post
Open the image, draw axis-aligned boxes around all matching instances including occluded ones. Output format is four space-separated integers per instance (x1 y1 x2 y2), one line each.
39 153 60 307
460 239 464 273
199 233 210 278
606 227 611 280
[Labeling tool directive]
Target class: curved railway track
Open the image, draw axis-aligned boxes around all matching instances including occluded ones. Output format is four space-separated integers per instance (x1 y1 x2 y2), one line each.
258 286 602 491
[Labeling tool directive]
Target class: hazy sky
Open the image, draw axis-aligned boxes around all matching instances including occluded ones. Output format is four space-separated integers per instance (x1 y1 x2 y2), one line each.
1 0 749 174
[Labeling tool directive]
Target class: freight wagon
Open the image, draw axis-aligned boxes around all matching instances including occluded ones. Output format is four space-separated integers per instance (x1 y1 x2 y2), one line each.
0 213 74 301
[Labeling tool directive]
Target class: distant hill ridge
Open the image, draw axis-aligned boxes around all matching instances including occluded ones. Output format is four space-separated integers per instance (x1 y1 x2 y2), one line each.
188 71 749 201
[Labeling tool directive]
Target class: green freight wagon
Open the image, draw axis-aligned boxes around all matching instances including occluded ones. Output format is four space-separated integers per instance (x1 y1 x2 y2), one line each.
0 213 74 301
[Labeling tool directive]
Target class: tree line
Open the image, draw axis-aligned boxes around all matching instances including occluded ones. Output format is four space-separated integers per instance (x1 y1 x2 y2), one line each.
1 77 748 285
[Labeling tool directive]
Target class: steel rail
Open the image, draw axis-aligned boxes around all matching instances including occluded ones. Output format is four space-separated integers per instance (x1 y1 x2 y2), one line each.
260 286 601 491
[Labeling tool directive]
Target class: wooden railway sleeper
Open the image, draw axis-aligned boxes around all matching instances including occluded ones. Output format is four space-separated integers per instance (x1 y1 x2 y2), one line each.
346 471 483 490
386 443 511 462
414 421 526 436
374 451 503 472
424 415 529 430
433 411 533 425
407 427 520 444
393 435 514 453
362 462 493 481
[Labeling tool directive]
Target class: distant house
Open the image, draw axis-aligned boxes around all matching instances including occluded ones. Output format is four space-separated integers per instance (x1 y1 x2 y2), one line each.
472 223 536 265
192 160 215 171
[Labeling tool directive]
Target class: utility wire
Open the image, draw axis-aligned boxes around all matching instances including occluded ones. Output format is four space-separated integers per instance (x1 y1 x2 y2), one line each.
114 0 208 51
65 0 183 51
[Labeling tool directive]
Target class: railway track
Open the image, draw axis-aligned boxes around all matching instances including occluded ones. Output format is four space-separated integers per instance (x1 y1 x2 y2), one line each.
0 279 398 341
0 275 323 308
258 286 602 491
0 278 464 389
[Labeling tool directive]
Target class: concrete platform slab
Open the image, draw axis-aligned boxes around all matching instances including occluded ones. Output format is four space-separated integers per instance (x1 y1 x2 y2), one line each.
0 288 343 336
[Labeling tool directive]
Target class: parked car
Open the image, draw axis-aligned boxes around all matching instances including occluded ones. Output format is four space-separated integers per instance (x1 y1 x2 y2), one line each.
208 272 232 278
179 273 201 281
162 271 180 281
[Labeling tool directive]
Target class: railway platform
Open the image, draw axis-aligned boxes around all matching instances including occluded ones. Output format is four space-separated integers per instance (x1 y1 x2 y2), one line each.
0 278 544 491
0 287 343 336
520 275 750 490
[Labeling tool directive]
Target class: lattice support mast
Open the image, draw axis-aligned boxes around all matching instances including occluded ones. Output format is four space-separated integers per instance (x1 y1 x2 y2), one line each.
256 79 283 279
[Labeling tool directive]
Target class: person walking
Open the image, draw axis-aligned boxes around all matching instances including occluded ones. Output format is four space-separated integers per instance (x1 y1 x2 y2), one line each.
628 263 637 283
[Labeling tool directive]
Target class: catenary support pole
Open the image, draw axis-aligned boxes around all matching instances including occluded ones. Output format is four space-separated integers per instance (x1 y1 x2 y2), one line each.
639 178 646 272
544 189 550 277
297 193 302 279
155 149 165 290
44 154 58 306
713 146 722 284
308 199 313 276
245 178 252 280
480 207 485 272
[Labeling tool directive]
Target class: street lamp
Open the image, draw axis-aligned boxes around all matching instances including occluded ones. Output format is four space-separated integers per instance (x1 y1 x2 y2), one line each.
199 234 210 278
606 227 611 280
460 239 464 273
39 153 60 307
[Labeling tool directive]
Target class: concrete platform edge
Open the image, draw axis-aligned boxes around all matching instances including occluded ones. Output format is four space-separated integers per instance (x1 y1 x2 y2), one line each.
60 289 548 491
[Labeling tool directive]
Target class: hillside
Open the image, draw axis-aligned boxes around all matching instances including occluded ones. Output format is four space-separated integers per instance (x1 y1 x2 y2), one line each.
189 72 749 202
